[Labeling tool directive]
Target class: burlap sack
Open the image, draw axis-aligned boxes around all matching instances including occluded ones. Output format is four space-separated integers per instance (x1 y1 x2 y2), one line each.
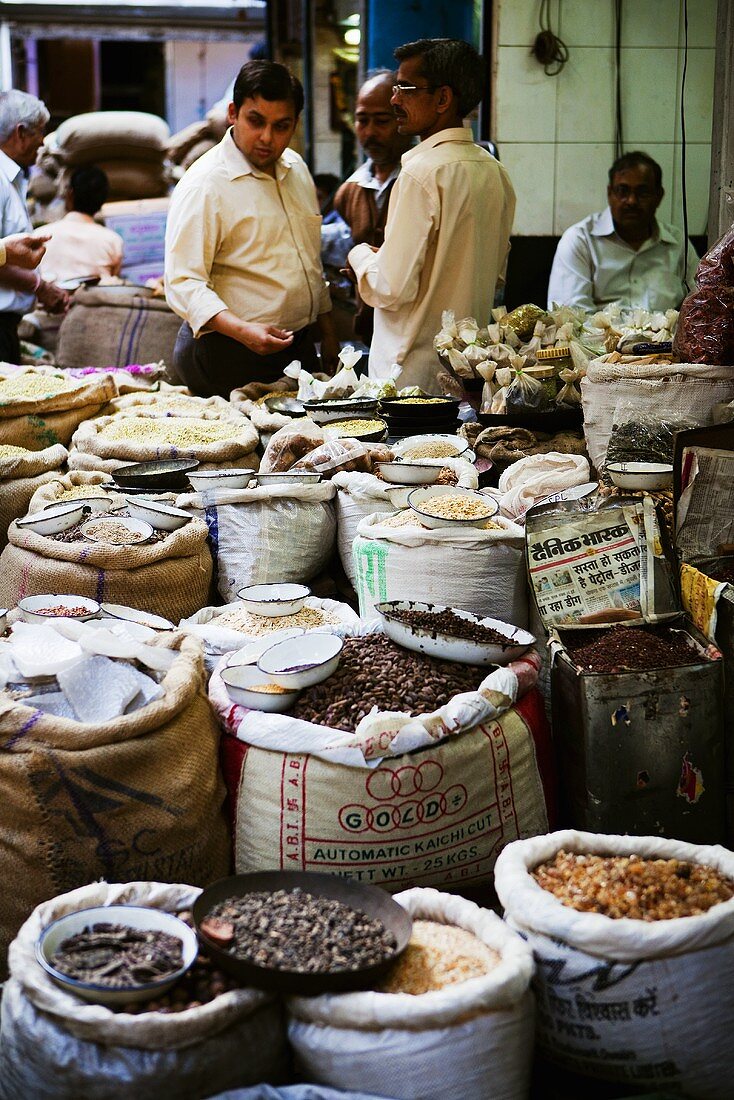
70 413 259 474
26 470 120 514
0 368 118 449
107 387 246 422
56 288 182 371
167 118 211 162
96 159 169 202
0 634 230 977
0 515 212 622
55 110 169 165
67 364 169 393
0 443 68 550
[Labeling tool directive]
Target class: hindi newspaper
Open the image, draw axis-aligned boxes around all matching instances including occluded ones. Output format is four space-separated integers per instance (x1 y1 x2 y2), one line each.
677 446 734 560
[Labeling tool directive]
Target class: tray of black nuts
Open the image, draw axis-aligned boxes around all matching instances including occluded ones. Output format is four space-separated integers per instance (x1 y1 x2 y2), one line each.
193 870 413 994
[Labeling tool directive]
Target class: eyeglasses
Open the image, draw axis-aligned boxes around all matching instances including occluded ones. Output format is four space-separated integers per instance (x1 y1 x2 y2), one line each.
392 82 436 98
610 185 657 200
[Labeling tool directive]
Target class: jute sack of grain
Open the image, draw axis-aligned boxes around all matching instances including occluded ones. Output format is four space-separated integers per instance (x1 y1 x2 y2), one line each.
287 888 535 1100
176 483 336 601
69 412 259 474
167 119 211 162
353 511 528 626
107 388 246 422
0 515 212 622
0 634 229 977
495 831 734 1099
0 881 286 1100
211 637 552 890
56 287 182 371
55 110 170 166
0 443 67 550
66 363 170 393
96 159 169 202
182 596 360 657
0 367 118 449
27 470 121 513
230 378 301 436
581 353 734 469
333 458 479 586
181 139 217 171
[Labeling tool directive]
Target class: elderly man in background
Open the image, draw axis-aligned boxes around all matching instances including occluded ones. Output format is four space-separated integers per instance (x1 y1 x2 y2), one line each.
0 90 68 363
547 150 699 312
333 70 412 343
348 40 515 392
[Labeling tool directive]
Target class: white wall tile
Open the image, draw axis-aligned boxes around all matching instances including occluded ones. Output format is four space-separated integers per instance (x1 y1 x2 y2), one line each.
560 0 615 46
498 0 559 47
554 142 615 234
669 143 713 234
621 0 680 48
675 48 716 144
620 48 678 143
556 46 615 143
495 45 558 143
679 0 717 47
500 143 556 234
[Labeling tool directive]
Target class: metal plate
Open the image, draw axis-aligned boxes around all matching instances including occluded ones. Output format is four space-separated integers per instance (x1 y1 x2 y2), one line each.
112 459 200 491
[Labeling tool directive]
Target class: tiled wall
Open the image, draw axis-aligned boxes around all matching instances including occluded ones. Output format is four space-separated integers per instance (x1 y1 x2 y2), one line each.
492 0 716 236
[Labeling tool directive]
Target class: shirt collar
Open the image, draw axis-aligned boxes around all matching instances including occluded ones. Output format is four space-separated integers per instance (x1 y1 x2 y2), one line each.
402 126 473 164
349 158 399 191
592 205 674 246
220 128 297 182
0 148 22 184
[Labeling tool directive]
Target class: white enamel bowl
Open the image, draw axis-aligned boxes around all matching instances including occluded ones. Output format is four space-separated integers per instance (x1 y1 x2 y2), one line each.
17 594 101 623
81 517 154 545
220 663 300 712
237 583 310 617
606 462 673 491
408 485 499 530
258 633 343 689
376 461 441 486
188 469 255 492
376 600 535 666
126 496 192 532
17 501 85 537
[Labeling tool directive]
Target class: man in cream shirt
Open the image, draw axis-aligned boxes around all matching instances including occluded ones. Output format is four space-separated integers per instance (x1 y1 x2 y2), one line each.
348 39 515 393
166 61 338 397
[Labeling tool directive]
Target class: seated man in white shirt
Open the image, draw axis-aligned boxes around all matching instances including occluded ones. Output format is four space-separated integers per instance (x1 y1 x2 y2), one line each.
547 151 699 313
348 39 515 393
165 61 339 398
36 166 123 282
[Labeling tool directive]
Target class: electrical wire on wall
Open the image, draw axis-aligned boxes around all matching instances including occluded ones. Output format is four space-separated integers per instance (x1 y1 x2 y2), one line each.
531 0 568 76
680 0 690 290
614 0 623 158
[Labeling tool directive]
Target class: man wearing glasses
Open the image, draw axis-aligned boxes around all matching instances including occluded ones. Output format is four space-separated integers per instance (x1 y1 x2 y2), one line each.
547 151 699 312
347 38 515 393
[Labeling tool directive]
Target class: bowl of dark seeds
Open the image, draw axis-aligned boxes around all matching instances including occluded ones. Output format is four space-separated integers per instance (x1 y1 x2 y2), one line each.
36 905 199 1006
194 871 413 994
375 600 536 666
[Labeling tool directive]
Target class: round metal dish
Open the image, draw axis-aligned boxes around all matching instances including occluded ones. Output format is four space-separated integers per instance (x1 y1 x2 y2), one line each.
375 600 536 666
408 485 499 529
193 870 412 994
112 460 200 492
81 516 154 545
326 417 388 443
376 461 441 486
379 396 460 419
303 397 378 425
264 394 305 417
606 461 673 491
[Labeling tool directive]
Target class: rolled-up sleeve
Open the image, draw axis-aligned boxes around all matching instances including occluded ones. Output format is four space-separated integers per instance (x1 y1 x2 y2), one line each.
164 182 228 336
349 171 438 312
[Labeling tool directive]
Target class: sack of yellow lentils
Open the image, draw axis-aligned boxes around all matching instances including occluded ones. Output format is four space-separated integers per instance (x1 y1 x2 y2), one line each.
0 367 117 449
26 470 123 514
68 413 259 473
0 443 68 552
106 386 246 423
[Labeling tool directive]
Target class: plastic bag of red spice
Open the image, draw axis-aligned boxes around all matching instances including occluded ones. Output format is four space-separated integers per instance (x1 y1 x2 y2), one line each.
674 223 734 364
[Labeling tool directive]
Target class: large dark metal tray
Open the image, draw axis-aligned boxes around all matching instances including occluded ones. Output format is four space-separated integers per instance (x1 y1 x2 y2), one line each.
379 396 460 419
193 870 413 995
111 459 200 492
477 407 583 432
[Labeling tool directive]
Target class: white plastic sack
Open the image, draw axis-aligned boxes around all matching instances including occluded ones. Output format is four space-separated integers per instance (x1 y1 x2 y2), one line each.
181 596 361 655
497 452 590 521
0 880 287 1100
176 482 336 601
353 511 528 626
495 830 734 1098
287 888 535 1100
333 458 478 585
581 355 734 469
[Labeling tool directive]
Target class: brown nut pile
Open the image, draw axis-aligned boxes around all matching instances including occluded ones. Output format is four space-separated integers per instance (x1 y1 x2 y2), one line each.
289 634 486 732
533 850 734 921
564 626 701 673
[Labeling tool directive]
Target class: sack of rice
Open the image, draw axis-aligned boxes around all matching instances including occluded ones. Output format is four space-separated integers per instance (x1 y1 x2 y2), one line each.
0 512 212 622
107 387 246 423
69 413 259 474
210 627 551 889
176 482 336 601
96 159 169 202
495 830 734 1098
26 470 121 514
0 443 68 550
0 633 229 977
230 378 301 436
54 110 170 166
0 880 286 1100
62 364 169 394
353 511 528 625
182 596 360 656
333 459 478 585
287 888 535 1100
0 367 118 450
167 119 211 163
56 287 182 373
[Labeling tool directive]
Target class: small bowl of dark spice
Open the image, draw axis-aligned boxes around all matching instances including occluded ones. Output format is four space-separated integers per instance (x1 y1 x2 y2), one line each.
194 870 412 994
376 600 536 666
36 905 198 1006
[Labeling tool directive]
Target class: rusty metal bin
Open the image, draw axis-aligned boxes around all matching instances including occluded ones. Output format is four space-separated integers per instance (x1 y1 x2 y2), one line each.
551 624 726 843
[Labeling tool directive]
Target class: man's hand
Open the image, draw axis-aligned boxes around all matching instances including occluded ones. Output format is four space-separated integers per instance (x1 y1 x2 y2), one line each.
237 322 294 355
3 234 49 270
36 280 70 315
316 311 340 374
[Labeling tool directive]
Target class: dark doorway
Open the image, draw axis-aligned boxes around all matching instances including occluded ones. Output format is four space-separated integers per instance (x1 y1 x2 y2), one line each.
99 40 166 116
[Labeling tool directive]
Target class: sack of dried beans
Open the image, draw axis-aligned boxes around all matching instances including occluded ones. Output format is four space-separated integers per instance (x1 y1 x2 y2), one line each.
0 443 68 551
0 880 285 1100
0 367 118 450
287 888 535 1100
495 829 734 1097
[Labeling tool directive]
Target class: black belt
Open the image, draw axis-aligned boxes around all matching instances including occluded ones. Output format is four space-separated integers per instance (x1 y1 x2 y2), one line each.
0 313 22 329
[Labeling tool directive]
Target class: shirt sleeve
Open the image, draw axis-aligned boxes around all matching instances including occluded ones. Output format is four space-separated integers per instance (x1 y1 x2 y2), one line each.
0 239 5 267
348 170 439 312
164 180 229 336
547 226 596 311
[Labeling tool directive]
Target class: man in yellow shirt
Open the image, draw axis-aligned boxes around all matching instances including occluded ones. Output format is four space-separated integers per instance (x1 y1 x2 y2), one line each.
165 60 339 397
